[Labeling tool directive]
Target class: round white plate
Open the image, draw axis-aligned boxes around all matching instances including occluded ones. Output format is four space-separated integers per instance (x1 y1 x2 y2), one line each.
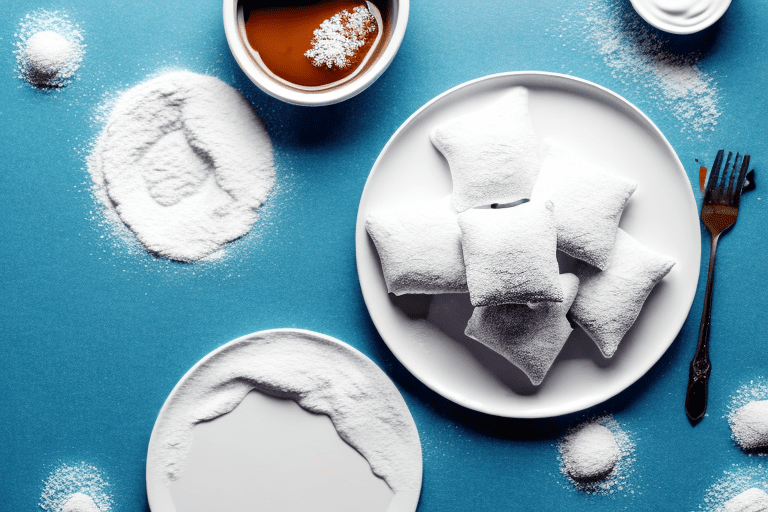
355 72 701 418
629 0 731 34
146 329 422 512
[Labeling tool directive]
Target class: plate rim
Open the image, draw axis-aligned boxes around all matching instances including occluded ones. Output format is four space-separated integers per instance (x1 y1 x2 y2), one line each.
355 70 701 418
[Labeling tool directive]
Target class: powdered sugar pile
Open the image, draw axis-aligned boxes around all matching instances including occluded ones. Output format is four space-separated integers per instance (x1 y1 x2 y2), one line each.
39 462 112 512
304 6 378 69
728 379 768 454
14 10 84 88
701 465 768 511
560 1 720 137
557 415 635 494
88 71 275 263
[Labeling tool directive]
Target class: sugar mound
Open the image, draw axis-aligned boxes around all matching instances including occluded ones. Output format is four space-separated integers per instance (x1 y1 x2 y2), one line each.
39 462 112 512
14 10 84 88
724 488 768 512
88 71 275 262
557 415 635 494
61 492 100 512
730 400 768 451
561 423 620 480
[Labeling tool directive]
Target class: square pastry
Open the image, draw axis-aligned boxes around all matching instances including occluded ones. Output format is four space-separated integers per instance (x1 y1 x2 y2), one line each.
457 200 562 306
569 229 675 358
366 197 468 295
531 138 638 270
430 86 540 212
465 273 580 385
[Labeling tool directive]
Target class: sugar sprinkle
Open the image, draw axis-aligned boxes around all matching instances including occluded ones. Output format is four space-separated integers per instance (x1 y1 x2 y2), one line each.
304 6 377 70
700 464 768 511
39 462 112 512
561 1 720 137
727 379 768 455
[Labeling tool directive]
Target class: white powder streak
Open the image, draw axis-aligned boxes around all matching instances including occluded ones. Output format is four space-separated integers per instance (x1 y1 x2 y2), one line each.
567 1 720 136
88 71 275 262
146 330 422 495
39 462 112 512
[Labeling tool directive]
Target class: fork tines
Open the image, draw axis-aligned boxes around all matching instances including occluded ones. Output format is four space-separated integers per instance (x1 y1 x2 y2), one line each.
705 149 751 206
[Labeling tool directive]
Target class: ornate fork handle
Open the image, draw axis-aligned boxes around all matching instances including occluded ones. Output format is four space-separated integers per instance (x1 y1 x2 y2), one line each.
685 233 719 423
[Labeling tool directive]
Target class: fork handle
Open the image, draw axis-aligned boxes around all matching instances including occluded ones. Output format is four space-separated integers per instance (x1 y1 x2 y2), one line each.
685 234 720 423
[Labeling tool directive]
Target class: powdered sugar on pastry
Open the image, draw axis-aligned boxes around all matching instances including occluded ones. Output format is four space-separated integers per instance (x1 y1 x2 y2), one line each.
570 229 675 357
366 197 467 295
465 273 579 385
458 200 563 306
531 138 637 269
430 87 541 212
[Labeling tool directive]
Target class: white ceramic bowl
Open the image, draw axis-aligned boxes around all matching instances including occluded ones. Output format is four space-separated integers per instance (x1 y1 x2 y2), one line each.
630 0 731 34
223 0 409 106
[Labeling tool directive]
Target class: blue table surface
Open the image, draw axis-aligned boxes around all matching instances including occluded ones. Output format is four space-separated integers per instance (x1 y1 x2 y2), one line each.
2 0 767 510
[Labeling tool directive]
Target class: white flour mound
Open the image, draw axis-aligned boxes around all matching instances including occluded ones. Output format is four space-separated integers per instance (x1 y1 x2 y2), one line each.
61 493 100 512
39 463 112 512
88 71 275 262
557 415 635 494
146 329 422 496
14 10 85 88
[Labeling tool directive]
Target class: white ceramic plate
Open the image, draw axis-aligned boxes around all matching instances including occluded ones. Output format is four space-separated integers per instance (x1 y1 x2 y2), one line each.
146 329 422 512
355 72 701 418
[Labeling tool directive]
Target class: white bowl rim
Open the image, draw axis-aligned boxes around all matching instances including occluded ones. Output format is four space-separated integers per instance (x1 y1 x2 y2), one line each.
223 0 409 106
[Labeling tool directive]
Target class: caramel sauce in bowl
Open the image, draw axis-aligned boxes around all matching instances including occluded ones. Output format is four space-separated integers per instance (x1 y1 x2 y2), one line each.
224 0 408 106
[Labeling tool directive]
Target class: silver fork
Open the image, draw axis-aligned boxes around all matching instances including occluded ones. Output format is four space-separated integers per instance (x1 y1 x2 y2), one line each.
686 150 751 424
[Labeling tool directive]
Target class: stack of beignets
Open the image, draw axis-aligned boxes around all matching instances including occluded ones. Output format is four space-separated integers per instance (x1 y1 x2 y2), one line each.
366 86 675 385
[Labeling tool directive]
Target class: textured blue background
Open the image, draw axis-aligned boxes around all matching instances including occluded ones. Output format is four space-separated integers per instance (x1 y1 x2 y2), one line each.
1 0 767 510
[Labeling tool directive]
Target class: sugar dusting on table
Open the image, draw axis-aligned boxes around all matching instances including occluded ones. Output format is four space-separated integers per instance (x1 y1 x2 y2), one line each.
560 1 720 138
39 462 112 512
13 9 85 89
557 415 636 494
701 465 768 511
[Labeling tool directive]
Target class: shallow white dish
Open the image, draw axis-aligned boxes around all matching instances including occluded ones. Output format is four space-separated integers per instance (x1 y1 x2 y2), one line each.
146 329 422 512
630 0 731 34
355 72 701 418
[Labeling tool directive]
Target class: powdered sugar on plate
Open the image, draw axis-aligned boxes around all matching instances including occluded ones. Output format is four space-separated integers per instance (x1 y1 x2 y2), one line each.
557 415 636 494
39 462 113 512
14 9 85 89
558 1 720 138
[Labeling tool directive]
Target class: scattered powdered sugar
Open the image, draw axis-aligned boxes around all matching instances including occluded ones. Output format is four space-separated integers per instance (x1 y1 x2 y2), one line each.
14 10 85 89
700 464 768 511
557 415 636 494
304 6 378 69
724 488 768 512
561 1 720 137
39 462 112 512
146 329 422 497
87 71 275 263
728 379 768 455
